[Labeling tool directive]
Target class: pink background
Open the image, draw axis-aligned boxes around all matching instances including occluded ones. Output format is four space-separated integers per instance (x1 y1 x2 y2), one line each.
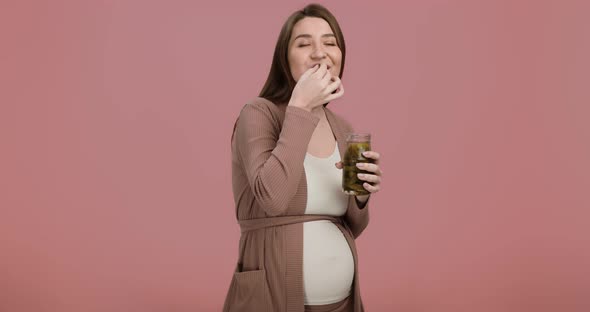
1 0 589 311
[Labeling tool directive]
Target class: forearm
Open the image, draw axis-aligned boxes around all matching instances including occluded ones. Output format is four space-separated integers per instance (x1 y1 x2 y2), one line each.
237 105 320 216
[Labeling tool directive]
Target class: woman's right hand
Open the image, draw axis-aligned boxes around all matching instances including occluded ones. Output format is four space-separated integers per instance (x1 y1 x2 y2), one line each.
288 63 344 112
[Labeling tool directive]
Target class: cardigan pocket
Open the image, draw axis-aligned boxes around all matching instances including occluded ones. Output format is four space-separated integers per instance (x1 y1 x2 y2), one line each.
224 267 271 312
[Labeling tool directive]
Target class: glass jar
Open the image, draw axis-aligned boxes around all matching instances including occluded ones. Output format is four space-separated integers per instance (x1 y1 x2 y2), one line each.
342 133 373 195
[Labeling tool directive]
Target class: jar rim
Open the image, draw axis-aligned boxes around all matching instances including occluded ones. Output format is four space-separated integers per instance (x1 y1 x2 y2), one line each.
346 133 371 142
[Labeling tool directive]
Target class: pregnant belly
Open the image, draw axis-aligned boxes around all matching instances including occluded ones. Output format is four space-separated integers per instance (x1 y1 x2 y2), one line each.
303 220 355 305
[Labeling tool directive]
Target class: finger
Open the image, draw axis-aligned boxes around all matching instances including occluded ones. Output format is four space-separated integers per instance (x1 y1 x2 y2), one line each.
363 182 380 193
356 162 381 175
324 87 344 102
333 76 344 94
321 68 332 83
362 151 380 161
334 161 343 169
313 63 328 78
301 64 319 80
319 66 330 81
325 76 341 94
357 173 381 184
324 79 344 102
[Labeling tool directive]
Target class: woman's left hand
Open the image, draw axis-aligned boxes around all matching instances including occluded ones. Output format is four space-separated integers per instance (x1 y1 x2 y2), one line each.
335 150 382 194
355 151 382 194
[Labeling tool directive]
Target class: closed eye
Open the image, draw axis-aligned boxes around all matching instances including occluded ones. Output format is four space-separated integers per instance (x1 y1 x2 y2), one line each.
297 43 337 47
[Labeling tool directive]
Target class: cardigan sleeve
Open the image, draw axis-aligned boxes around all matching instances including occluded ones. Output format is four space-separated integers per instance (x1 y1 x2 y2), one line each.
234 101 320 216
345 195 370 239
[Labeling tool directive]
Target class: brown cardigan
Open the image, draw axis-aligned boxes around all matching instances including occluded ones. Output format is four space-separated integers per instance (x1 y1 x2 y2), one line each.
223 97 370 312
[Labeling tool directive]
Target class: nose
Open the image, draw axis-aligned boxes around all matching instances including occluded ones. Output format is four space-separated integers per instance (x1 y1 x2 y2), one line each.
311 45 327 59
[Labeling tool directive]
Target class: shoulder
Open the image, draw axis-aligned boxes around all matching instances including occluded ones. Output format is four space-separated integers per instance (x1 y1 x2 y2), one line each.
235 97 285 132
241 97 285 117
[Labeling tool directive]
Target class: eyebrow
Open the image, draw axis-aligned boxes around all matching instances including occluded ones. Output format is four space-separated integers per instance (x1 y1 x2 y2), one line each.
292 33 336 40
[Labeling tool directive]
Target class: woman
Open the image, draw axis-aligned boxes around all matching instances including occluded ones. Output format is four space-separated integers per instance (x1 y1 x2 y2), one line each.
223 4 382 312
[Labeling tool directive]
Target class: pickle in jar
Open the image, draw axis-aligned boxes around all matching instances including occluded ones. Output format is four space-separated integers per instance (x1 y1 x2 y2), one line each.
342 139 374 195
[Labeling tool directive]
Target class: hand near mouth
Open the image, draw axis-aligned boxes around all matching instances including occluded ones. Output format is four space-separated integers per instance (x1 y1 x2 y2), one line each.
288 63 344 111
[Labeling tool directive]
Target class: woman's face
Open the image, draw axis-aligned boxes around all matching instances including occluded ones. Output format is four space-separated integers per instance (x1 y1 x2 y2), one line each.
288 17 342 82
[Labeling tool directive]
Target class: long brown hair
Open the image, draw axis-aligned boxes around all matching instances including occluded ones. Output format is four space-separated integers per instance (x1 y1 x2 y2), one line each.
259 3 346 105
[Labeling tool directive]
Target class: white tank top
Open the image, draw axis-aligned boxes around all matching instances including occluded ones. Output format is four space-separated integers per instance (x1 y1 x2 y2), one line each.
303 144 355 305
